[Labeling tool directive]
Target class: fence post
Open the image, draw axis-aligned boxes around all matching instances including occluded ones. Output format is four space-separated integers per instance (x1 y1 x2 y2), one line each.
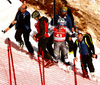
73 59 77 85
42 51 45 85
38 52 44 85
8 38 17 85
7 46 12 85
21 0 23 2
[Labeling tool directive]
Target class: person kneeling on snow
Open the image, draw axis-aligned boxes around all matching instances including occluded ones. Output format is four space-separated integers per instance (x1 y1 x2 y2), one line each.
74 33 97 79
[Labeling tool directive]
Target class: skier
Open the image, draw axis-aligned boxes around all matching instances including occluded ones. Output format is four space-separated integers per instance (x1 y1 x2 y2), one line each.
53 18 74 64
2 4 34 55
32 10 55 65
47 7 72 55
74 33 97 79
47 7 74 62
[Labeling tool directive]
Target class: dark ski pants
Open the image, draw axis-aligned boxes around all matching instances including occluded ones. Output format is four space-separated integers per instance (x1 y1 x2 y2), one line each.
80 54 95 73
15 28 34 53
66 35 74 52
38 37 52 60
47 34 54 57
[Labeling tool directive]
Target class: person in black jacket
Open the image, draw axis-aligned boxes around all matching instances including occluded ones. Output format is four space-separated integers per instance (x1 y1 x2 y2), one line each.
3 4 34 55
32 10 54 63
74 33 97 78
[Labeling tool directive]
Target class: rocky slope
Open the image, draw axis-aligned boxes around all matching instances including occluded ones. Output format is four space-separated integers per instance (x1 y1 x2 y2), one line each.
26 0 100 48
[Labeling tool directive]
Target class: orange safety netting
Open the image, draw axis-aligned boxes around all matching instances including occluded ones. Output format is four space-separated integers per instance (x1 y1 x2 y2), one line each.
0 37 100 85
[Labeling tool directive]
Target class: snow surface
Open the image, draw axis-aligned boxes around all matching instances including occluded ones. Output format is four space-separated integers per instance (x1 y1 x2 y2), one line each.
0 0 100 85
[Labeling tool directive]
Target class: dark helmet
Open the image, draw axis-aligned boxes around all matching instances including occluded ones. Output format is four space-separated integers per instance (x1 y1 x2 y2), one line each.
32 10 40 18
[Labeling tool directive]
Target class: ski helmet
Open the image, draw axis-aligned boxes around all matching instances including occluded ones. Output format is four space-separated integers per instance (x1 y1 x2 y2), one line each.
57 18 66 25
32 10 40 18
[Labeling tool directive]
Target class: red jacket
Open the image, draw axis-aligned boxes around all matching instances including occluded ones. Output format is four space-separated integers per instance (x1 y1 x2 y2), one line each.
33 17 49 41
54 27 66 42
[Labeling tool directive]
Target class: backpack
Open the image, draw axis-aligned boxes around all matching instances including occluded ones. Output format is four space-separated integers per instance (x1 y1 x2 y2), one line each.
76 33 93 47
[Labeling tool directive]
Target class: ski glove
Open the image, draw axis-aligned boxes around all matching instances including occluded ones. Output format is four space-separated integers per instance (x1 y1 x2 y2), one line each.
1 30 5 33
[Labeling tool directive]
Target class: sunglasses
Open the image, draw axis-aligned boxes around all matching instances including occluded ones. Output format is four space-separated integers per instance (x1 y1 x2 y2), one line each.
61 10 67 13
20 7 26 10
77 38 83 40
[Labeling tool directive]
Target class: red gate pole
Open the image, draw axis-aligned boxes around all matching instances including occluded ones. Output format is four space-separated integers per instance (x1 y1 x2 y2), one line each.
73 59 77 85
80 54 88 77
8 38 17 85
42 51 45 85
38 52 43 85
7 46 12 85
20 0 23 2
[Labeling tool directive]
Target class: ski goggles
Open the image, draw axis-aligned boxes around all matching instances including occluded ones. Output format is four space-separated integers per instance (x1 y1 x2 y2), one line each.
58 22 65 25
61 10 67 13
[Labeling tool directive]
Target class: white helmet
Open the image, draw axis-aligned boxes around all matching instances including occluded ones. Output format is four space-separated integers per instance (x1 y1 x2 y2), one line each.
57 18 66 25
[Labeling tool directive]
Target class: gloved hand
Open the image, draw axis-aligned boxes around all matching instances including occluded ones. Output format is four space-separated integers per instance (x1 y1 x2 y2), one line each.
1 30 5 33
72 32 78 37
71 33 76 37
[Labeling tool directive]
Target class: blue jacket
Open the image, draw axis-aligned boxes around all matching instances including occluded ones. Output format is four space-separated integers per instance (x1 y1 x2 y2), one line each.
51 13 72 32
78 38 89 55
9 10 31 32
74 34 95 57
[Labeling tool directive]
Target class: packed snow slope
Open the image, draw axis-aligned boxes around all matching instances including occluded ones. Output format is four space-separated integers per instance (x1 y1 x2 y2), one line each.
0 0 100 85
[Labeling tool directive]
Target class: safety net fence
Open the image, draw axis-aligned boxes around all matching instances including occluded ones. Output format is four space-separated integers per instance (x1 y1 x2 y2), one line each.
0 37 100 85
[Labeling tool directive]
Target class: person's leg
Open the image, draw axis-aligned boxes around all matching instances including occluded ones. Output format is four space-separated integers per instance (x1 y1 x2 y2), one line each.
81 55 88 72
66 35 74 52
54 42 60 61
81 55 89 78
87 55 95 72
23 31 34 53
39 38 52 60
61 42 70 63
68 40 74 52
47 34 54 57
87 55 96 79
15 28 23 42
61 42 68 59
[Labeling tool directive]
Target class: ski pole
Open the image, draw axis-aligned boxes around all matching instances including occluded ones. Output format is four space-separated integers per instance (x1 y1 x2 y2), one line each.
74 22 79 33
7 0 12 4
73 59 77 85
